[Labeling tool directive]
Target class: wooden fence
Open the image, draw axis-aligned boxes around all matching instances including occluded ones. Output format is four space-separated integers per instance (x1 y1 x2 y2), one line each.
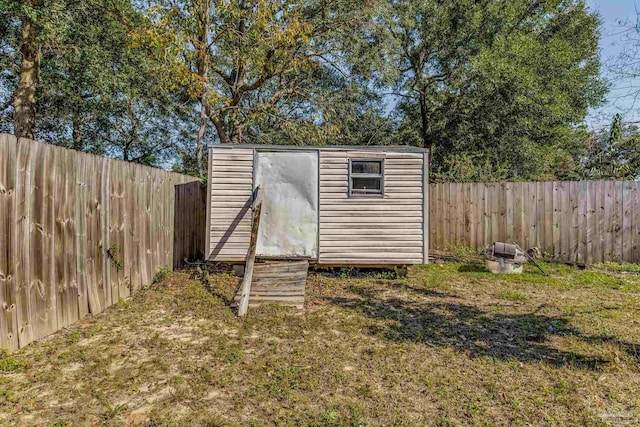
429 181 640 264
0 133 200 351
173 181 207 269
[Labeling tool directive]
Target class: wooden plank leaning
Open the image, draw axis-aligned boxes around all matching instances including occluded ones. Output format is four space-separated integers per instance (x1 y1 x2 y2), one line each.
237 186 264 317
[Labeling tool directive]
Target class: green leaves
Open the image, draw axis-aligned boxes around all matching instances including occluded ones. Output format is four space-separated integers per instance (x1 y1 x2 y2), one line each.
347 0 606 181
580 114 640 180
134 0 316 143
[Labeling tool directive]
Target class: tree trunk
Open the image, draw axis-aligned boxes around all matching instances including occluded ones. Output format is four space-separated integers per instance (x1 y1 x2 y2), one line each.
196 101 207 176
195 0 211 176
13 10 41 139
236 126 243 145
208 109 232 144
72 119 82 151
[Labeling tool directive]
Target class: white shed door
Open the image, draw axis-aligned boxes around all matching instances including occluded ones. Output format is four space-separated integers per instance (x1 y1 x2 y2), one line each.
254 151 318 258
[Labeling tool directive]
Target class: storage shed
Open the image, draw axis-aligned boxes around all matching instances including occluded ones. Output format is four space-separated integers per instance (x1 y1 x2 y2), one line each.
205 145 429 266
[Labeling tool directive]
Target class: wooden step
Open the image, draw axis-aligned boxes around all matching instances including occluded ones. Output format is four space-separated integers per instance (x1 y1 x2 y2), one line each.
233 260 308 309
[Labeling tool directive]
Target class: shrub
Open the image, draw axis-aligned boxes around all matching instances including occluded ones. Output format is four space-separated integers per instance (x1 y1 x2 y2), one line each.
153 266 171 284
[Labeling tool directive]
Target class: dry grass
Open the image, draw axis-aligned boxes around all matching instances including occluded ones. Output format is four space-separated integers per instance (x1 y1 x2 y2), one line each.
1 262 639 426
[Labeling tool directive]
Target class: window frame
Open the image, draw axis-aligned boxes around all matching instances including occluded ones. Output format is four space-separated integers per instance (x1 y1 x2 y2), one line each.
348 158 385 197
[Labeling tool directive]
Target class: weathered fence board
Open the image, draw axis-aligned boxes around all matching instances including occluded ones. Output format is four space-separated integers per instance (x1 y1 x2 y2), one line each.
0 134 200 351
430 180 640 264
173 181 207 269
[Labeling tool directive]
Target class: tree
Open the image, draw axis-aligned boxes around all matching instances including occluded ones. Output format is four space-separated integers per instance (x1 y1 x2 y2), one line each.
132 0 367 173
580 113 640 180
3 0 76 138
34 0 193 166
1 0 193 168
244 64 395 146
132 0 212 175
349 0 606 181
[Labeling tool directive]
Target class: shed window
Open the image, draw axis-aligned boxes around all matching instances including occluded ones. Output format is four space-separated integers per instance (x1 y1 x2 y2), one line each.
349 160 384 196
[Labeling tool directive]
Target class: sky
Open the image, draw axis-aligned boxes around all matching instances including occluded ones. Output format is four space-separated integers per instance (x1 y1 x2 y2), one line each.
586 0 640 129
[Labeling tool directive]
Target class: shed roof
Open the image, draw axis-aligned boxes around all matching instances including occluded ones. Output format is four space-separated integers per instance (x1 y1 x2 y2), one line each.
210 144 429 153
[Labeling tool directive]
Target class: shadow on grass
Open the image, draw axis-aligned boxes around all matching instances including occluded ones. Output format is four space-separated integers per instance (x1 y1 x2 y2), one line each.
325 293 638 370
583 335 640 361
345 282 451 300
388 282 450 299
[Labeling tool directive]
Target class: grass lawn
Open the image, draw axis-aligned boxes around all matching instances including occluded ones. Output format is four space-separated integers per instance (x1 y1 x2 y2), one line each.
1 262 639 426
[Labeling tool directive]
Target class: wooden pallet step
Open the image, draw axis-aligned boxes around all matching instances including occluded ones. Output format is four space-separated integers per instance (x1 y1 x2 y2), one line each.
234 258 309 310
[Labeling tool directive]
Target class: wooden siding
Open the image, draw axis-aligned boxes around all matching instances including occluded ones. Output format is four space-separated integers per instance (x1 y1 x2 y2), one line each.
207 147 254 261
318 150 425 264
0 134 197 351
429 180 640 264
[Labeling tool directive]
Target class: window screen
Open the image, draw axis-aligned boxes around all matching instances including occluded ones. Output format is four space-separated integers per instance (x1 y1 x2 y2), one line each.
349 159 384 196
